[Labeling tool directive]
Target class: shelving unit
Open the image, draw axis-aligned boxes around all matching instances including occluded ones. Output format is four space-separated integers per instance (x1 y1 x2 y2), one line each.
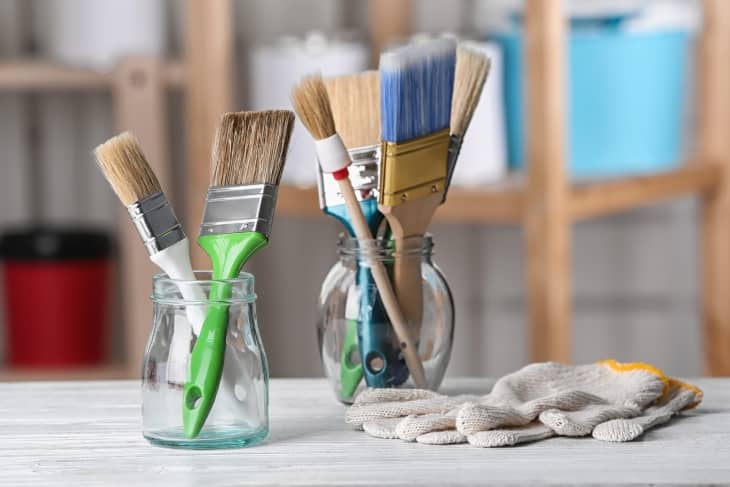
1 0 729 380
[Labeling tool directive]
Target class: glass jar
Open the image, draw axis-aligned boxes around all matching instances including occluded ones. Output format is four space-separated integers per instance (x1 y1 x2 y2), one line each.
318 235 454 403
142 271 269 449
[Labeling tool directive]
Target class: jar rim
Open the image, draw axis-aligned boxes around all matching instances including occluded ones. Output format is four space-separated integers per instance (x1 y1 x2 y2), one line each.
151 270 256 304
337 233 434 258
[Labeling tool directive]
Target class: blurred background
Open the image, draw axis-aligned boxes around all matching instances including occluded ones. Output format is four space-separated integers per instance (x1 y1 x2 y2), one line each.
0 0 725 381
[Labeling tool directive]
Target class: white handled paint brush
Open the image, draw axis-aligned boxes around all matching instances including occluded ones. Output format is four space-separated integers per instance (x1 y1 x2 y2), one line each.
444 45 491 200
292 75 427 388
94 132 246 410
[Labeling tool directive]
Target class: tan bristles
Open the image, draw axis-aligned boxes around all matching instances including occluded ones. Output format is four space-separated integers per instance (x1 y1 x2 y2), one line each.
450 45 491 137
324 71 380 149
94 132 161 206
211 110 295 187
291 75 336 141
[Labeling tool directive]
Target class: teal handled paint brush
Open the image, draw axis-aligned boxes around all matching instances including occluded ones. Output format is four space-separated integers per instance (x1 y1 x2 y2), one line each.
444 44 491 201
292 75 426 388
323 72 409 390
183 110 295 438
378 38 456 345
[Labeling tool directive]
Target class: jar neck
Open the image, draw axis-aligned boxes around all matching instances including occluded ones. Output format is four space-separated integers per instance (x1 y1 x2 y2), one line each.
151 271 256 305
337 234 434 264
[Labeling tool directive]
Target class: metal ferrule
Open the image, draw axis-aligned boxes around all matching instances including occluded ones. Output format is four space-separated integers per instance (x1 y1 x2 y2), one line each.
378 128 449 207
317 144 380 209
443 133 464 202
127 191 186 256
199 184 278 239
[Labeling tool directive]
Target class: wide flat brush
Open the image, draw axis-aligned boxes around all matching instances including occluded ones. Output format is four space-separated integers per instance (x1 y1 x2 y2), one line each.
324 72 408 390
292 75 426 388
444 45 491 200
378 38 456 342
184 110 294 438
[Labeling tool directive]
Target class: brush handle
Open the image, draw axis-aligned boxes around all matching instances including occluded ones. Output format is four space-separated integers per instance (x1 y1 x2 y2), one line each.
336 177 427 388
380 194 443 345
392 234 424 341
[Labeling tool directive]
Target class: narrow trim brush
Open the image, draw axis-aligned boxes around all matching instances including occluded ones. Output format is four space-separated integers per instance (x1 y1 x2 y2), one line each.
292 75 426 388
183 110 295 438
323 71 408 389
94 132 248 415
444 44 491 200
378 38 456 342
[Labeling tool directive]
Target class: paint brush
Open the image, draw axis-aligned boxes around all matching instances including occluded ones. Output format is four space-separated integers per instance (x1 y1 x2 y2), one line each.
378 38 456 342
292 75 427 388
94 132 250 416
323 71 408 389
444 44 491 200
183 110 295 438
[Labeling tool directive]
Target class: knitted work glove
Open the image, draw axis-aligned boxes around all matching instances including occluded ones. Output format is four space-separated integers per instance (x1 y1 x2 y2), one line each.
592 378 703 442
346 360 667 446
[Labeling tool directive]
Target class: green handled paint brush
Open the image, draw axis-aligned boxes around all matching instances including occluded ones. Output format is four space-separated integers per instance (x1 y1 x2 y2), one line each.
183 110 295 438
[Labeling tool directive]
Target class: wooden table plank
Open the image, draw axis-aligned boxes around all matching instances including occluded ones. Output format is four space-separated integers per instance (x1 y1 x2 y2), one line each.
0 378 727 486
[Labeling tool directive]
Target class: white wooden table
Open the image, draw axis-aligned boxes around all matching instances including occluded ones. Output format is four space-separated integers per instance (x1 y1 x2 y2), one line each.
1 378 728 486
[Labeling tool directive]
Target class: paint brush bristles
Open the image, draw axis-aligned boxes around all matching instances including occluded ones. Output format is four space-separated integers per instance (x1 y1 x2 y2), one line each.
211 110 295 187
380 38 456 143
291 76 336 141
450 45 491 137
324 71 380 149
94 132 161 206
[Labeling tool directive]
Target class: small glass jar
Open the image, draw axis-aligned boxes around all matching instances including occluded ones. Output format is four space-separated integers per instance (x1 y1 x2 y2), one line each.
318 235 454 403
142 271 269 449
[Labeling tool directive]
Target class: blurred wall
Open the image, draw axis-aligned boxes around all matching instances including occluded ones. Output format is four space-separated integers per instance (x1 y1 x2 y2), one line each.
0 0 702 378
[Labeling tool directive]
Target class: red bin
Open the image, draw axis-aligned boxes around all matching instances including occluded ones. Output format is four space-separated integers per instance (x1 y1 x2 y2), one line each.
0 228 113 367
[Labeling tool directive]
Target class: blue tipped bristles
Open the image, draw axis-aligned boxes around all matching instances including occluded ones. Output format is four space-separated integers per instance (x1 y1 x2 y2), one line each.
380 38 456 143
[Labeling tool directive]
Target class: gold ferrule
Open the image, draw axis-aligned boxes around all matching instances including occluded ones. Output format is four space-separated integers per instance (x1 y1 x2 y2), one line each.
378 128 449 207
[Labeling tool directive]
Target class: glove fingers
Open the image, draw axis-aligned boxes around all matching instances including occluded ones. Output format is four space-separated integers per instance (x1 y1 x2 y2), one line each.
457 402 533 435
593 385 700 442
467 422 555 448
539 403 640 437
353 388 443 405
362 418 402 439
417 430 467 445
396 413 457 441
346 397 459 427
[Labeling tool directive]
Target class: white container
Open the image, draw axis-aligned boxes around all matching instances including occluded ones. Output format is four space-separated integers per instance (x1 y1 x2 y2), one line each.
450 41 508 187
249 33 369 186
33 0 165 68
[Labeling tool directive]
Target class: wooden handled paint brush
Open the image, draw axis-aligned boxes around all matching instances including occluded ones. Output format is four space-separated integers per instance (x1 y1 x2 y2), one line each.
184 110 294 438
444 45 491 200
292 75 427 388
323 71 409 390
378 38 457 342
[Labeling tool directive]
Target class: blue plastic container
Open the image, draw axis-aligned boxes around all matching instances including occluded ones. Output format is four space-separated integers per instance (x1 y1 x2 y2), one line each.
492 28 691 178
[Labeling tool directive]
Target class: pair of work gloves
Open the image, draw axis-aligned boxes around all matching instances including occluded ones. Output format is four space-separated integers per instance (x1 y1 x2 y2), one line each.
345 360 702 447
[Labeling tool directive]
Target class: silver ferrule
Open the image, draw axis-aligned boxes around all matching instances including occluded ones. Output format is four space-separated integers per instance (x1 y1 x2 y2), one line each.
127 191 186 256
318 144 380 209
443 134 464 201
199 184 278 239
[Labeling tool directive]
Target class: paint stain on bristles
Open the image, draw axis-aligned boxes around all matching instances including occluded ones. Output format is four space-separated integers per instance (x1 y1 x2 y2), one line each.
379 38 456 143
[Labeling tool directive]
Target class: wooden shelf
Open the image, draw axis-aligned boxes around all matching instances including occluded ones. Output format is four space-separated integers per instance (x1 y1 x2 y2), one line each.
571 164 722 220
275 164 723 224
0 364 130 382
0 59 184 91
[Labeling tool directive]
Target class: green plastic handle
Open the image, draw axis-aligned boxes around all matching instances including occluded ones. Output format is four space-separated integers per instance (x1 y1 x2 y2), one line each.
183 231 268 439
339 319 363 400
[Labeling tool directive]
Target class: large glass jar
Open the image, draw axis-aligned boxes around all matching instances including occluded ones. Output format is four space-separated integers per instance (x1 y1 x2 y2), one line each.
142 271 269 449
318 235 454 403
